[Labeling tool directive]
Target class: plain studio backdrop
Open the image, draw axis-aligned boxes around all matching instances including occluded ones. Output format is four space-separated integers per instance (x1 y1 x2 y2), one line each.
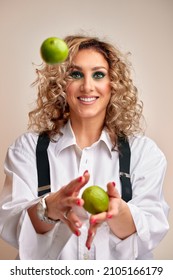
0 0 172 259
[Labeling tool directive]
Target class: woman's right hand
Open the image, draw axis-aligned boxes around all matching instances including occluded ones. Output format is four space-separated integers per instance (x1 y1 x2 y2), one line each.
45 170 90 235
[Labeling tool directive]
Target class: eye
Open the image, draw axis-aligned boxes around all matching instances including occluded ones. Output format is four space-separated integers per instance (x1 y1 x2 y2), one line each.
92 71 106 80
70 71 84 79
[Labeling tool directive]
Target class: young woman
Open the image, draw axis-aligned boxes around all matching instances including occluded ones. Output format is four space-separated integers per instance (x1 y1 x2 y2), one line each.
0 35 169 259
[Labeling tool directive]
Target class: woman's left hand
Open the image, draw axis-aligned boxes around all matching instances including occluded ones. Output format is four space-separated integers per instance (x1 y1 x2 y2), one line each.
86 181 136 250
85 182 122 250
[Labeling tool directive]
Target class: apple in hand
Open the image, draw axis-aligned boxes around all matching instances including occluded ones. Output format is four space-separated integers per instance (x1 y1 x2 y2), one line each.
82 185 109 214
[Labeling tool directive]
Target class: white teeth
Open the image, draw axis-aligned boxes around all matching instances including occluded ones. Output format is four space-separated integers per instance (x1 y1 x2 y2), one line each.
79 97 97 102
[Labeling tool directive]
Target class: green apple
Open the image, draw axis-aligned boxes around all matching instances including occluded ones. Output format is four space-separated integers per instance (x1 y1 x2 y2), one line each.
40 37 69 64
82 185 109 214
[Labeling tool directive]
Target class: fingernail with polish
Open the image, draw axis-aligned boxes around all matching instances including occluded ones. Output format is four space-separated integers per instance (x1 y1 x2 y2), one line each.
78 176 83 183
112 182 116 187
75 230 80 236
107 213 112 219
76 198 81 206
84 170 88 175
91 218 97 224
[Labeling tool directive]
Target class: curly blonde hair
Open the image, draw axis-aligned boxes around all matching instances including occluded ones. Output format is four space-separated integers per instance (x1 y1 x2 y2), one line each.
28 35 144 146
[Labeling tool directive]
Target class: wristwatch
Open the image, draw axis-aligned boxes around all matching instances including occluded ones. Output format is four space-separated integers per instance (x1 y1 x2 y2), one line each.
37 194 59 224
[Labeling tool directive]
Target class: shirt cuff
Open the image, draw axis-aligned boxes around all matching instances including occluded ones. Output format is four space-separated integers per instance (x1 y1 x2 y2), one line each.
127 202 150 242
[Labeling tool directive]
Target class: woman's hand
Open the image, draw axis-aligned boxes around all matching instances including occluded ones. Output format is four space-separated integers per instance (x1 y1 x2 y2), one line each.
28 170 90 235
85 182 136 250
46 170 90 236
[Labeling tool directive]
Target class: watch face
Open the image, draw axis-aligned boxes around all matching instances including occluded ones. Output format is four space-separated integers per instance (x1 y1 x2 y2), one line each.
37 200 45 220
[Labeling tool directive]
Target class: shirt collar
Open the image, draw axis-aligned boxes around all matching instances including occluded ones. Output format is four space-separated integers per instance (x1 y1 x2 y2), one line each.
99 129 114 158
55 120 114 158
55 121 76 155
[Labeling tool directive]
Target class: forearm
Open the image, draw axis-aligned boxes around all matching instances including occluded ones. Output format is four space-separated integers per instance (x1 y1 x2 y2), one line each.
108 200 136 239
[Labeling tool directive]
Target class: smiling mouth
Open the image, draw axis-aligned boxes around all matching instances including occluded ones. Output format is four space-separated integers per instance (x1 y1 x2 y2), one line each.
77 97 99 102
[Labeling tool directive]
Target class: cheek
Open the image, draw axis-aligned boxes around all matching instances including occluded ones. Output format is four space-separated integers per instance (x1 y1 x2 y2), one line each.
101 83 111 97
65 87 79 110
66 84 75 101
66 81 79 96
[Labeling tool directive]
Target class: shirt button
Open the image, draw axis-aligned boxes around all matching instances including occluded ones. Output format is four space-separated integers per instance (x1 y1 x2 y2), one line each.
83 253 89 260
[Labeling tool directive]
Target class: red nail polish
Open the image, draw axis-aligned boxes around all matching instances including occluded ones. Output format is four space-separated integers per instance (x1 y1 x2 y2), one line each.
75 230 80 236
112 182 116 187
107 213 112 219
78 176 83 183
87 246 91 250
84 170 88 175
91 218 97 224
76 198 81 206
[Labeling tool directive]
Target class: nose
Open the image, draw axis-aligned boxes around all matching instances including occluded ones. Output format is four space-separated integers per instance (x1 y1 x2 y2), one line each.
80 76 94 93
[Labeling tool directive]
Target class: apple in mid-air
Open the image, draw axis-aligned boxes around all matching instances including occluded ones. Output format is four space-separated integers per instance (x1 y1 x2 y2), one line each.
40 37 69 64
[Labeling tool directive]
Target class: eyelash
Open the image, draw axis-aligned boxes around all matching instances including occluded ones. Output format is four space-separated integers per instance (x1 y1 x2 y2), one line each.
69 71 106 80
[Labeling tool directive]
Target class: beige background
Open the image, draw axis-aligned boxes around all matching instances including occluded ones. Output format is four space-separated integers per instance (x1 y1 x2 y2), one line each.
0 0 172 259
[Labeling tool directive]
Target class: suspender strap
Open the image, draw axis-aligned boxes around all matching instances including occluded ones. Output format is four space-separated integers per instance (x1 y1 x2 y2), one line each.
36 133 51 196
118 136 132 202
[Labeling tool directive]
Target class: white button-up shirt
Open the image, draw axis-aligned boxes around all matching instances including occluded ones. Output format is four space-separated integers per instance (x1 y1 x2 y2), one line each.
0 121 169 259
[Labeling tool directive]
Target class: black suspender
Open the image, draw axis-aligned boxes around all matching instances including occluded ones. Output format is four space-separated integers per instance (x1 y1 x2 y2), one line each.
36 133 51 196
36 134 132 202
118 137 132 202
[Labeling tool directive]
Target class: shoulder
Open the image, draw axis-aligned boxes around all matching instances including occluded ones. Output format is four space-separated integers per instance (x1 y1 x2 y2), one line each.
8 132 39 157
129 135 166 164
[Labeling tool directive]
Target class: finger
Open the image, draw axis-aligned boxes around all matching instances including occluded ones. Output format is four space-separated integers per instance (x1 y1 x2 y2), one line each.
85 213 107 250
63 196 84 208
83 170 90 182
107 182 120 199
89 210 112 224
61 211 82 236
106 182 122 219
61 217 81 236
64 170 90 195
66 209 83 229
85 228 96 250
90 212 107 225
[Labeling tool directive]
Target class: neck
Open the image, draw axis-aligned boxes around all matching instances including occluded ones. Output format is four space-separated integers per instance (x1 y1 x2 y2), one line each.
70 117 104 149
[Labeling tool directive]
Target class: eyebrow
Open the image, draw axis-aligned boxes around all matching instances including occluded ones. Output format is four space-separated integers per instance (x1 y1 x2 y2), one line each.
71 65 108 71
